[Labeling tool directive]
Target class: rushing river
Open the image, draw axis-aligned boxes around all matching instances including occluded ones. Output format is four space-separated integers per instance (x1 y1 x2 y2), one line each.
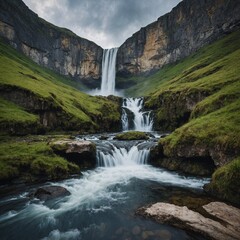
0 133 209 240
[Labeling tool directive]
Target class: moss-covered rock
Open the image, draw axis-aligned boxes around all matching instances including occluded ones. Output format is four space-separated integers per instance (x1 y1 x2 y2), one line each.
0 136 80 183
204 158 240 205
114 131 149 140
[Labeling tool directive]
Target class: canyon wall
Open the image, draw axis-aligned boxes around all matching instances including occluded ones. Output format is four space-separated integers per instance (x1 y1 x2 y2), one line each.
116 0 240 77
0 0 103 88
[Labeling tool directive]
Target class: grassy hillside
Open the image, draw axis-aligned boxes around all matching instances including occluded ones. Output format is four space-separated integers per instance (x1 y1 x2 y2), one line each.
0 135 80 182
135 30 240 204
0 39 120 134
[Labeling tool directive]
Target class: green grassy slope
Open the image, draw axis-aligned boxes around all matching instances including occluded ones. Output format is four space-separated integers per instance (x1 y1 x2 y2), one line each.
147 30 240 156
119 30 240 98
0 39 120 134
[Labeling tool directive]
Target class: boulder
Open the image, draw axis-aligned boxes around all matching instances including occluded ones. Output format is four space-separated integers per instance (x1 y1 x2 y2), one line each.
30 186 70 201
137 202 240 240
50 139 96 168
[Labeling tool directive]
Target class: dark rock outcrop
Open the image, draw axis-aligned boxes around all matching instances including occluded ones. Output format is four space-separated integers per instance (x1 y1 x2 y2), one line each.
30 186 70 201
145 90 209 131
149 142 216 176
0 0 103 88
117 0 240 77
50 139 97 169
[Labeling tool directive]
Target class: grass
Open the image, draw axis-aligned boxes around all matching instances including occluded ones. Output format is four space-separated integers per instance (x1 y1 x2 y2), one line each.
161 99 240 156
0 136 80 182
205 157 240 205
0 97 43 135
0 39 120 133
114 131 149 140
0 97 38 123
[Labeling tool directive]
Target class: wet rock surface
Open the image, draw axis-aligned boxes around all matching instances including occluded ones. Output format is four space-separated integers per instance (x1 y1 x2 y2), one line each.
137 201 240 240
30 186 70 201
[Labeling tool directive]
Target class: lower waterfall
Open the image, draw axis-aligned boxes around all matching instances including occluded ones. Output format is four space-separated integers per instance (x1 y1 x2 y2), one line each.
122 97 153 131
97 142 150 167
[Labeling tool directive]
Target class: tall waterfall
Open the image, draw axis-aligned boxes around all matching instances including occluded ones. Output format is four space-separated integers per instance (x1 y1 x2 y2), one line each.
100 48 118 96
122 97 153 132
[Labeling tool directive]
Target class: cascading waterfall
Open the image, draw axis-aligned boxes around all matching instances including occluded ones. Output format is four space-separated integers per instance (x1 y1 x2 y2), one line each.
97 143 150 167
122 97 153 132
100 48 118 96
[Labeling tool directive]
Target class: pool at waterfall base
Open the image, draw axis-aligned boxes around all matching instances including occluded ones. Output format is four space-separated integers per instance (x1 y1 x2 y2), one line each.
0 134 210 240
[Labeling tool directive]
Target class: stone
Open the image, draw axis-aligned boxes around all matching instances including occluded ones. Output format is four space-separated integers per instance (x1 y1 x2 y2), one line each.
154 230 171 240
30 186 70 201
0 0 102 88
141 231 154 239
116 0 240 77
50 139 96 168
131 225 141 235
137 202 240 240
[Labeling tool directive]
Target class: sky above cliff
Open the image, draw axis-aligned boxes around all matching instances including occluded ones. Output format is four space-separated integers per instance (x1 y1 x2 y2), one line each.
23 0 181 49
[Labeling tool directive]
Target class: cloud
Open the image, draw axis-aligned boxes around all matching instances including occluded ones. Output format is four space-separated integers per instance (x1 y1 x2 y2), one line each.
23 0 181 48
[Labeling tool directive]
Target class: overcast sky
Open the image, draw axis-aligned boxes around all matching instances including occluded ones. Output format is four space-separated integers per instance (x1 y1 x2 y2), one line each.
23 0 181 49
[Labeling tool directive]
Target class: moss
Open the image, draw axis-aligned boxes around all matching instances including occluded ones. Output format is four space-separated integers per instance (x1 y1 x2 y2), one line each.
205 158 240 205
0 97 44 135
0 136 80 182
0 39 121 133
160 99 240 157
114 131 149 140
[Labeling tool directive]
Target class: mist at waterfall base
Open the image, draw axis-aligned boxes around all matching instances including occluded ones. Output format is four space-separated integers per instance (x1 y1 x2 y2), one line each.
0 135 209 240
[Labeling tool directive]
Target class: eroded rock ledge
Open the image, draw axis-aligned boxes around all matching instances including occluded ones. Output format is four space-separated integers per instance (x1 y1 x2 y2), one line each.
137 202 240 240
50 139 96 169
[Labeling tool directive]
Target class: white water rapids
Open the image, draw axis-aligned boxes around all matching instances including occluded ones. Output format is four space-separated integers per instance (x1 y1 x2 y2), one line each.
122 97 153 131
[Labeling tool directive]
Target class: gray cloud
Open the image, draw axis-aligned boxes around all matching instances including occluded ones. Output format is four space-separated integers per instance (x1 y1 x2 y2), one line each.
23 0 181 48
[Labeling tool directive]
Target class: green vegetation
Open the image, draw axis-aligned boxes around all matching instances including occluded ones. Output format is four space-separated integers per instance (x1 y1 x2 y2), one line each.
0 97 38 124
114 131 149 140
123 30 240 203
119 30 240 98
0 136 80 183
121 30 240 164
0 39 120 133
161 99 240 156
205 158 240 205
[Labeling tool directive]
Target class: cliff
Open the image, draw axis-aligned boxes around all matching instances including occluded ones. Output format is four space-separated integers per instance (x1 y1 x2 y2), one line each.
116 0 240 77
0 0 103 88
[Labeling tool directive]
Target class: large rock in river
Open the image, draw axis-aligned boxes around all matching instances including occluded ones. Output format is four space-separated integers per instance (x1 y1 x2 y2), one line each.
50 139 96 169
30 186 70 201
137 202 240 240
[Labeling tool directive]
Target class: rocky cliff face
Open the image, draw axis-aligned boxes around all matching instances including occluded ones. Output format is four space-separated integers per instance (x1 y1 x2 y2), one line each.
0 0 103 88
117 0 240 77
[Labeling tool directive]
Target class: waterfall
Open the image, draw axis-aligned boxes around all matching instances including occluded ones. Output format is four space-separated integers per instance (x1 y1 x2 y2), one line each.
100 48 118 96
97 143 150 167
122 97 153 132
